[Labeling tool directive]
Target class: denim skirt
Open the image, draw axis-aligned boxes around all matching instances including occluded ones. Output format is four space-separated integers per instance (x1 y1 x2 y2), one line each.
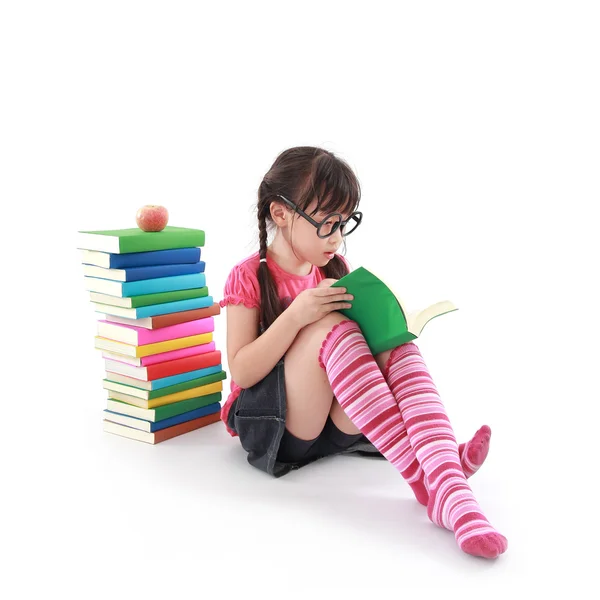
227 356 384 478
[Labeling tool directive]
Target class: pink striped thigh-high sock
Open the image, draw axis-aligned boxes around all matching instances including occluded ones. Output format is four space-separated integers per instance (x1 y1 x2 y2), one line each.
386 342 507 559
318 321 429 501
381 353 493 506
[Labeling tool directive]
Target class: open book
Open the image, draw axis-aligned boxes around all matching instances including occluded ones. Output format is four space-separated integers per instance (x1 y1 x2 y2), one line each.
330 267 458 354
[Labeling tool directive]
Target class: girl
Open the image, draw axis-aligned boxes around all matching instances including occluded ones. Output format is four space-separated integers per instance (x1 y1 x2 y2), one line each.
219 146 507 559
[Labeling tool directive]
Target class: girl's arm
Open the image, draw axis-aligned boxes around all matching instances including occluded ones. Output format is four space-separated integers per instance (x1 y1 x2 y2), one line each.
225 304 302 389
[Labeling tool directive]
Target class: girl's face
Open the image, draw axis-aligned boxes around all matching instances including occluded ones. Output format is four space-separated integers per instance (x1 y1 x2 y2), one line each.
285 198 348 268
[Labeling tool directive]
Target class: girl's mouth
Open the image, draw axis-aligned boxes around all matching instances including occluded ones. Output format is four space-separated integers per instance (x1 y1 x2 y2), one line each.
324 252 335 260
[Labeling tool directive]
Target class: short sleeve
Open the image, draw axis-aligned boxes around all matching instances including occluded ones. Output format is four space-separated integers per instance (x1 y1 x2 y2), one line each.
219 263 261 309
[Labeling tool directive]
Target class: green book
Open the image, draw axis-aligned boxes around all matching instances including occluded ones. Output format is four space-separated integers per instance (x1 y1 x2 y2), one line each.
331 267 458 354
77 226 205 254
89 286 209 309
106 392 222 422
102 369 227 400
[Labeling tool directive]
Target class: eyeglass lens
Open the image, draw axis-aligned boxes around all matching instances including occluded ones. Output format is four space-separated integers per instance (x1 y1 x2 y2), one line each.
318 213 360 238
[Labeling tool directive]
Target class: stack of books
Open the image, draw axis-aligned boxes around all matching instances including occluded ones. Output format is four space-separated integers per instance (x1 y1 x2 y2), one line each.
77 225 226 444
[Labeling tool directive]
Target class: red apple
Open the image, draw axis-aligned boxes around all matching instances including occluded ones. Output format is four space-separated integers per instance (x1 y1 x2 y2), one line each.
136 205 169 232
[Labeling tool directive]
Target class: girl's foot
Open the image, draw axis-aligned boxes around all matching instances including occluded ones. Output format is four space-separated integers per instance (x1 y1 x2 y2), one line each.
459 425 492 478
427 475 508 558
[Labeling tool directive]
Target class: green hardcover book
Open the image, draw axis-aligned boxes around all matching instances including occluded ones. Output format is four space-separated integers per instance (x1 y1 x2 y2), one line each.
102 369 227 400
106 392 222 422
77 226 205 254
89 286 209 309
331 267 458 354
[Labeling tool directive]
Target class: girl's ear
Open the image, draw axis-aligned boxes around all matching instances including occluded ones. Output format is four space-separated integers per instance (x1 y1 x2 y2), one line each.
269 200 289 228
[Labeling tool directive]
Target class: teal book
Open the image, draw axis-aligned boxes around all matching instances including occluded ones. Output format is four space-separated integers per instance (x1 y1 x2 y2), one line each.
84 272 206 298
93 295 214 319
102 369 227 400
331 267 458 354
77 226 205 254
105 364 223 391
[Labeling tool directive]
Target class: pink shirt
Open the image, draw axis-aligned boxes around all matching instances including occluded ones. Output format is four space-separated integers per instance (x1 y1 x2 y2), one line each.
218 250 351 436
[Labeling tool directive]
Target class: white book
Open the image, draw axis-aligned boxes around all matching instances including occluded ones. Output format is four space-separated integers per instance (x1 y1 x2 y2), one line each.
83 265 130 281
101 350 143 367
105 371 154 391
97 321 141 345
104 358 150 378
81 249 112 268
103 411 153 432
104 314 155 329
90 292 136 308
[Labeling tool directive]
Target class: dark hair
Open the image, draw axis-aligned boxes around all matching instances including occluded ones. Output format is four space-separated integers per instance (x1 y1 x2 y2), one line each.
256 146 361 333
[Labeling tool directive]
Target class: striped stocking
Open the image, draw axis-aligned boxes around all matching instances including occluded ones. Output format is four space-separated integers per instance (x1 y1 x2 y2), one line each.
318 320 431 501
381 353 492 505
386 342 507 559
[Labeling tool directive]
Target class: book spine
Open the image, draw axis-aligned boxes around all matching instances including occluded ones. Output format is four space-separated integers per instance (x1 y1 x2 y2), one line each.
136 317 214 345
120 230 205 253
121 273 206 297
120 261 205 282
148 303 221 328
135 295 214 318
151 411 220 443
140 341 216 365
110 247 201 268
150 402 221 432
145 349 221 379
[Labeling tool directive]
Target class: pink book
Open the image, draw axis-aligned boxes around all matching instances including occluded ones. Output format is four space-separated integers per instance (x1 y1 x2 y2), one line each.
97 317 214 346
102 341 216 366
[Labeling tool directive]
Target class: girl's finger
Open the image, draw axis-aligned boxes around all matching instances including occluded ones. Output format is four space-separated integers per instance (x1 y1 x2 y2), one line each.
326 302 353 311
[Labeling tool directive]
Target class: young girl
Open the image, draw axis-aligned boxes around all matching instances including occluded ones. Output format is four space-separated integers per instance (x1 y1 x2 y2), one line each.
218 146 507 559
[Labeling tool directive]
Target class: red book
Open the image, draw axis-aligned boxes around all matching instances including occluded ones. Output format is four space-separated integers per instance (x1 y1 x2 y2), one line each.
105 350 221 382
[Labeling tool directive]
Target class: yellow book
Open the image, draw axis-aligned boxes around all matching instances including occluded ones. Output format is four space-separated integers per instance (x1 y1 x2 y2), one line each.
94 332 213 358
107 381 223 409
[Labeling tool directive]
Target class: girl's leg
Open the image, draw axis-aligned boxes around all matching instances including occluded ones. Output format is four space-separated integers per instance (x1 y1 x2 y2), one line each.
330 347 492 506
378 349 492 490
284 313 435 498
285 313 490 503
384 342 507 558
318 319 506 558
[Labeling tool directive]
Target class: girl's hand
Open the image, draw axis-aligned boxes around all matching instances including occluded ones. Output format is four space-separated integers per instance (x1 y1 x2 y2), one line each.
287 280 353 329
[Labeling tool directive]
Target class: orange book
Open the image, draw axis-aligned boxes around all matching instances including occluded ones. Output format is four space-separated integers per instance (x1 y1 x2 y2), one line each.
103 410 221 444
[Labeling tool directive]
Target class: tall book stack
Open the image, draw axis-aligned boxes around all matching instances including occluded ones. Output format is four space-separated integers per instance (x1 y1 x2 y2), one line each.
77 225 226 444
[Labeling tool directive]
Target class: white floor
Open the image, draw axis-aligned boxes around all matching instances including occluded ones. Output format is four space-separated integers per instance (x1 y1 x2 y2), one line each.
8 336 594 598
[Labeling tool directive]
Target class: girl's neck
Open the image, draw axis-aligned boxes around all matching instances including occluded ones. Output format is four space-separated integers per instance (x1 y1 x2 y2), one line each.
267 233 313 276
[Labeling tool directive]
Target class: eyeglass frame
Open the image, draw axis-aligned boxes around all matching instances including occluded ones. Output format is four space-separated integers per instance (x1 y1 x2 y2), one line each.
274 194 363 239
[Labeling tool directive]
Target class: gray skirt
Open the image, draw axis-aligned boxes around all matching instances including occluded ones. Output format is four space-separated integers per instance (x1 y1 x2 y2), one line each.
227 356 384 478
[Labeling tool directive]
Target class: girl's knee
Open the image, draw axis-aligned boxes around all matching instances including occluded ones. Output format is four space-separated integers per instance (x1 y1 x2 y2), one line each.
295 311 349 343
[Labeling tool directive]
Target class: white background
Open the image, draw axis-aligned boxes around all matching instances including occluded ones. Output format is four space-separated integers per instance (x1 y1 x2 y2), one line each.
2 1 599 597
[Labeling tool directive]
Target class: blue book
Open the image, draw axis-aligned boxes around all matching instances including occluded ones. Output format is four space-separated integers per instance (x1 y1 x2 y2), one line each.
85 272 206 298
81 247 201 269
94 295 214 318
103 401 222 433
83 261 205 282
107 365 223 391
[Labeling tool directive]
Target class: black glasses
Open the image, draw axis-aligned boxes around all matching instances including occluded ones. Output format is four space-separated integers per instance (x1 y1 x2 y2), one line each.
275 194 362 239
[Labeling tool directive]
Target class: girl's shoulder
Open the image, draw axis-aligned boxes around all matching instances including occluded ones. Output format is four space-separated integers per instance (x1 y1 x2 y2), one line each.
229 250 261 273
220 251 261 309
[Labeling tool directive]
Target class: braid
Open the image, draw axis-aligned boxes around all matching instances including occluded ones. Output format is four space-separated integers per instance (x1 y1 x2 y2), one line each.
322 254 350 279
257 210 283 334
